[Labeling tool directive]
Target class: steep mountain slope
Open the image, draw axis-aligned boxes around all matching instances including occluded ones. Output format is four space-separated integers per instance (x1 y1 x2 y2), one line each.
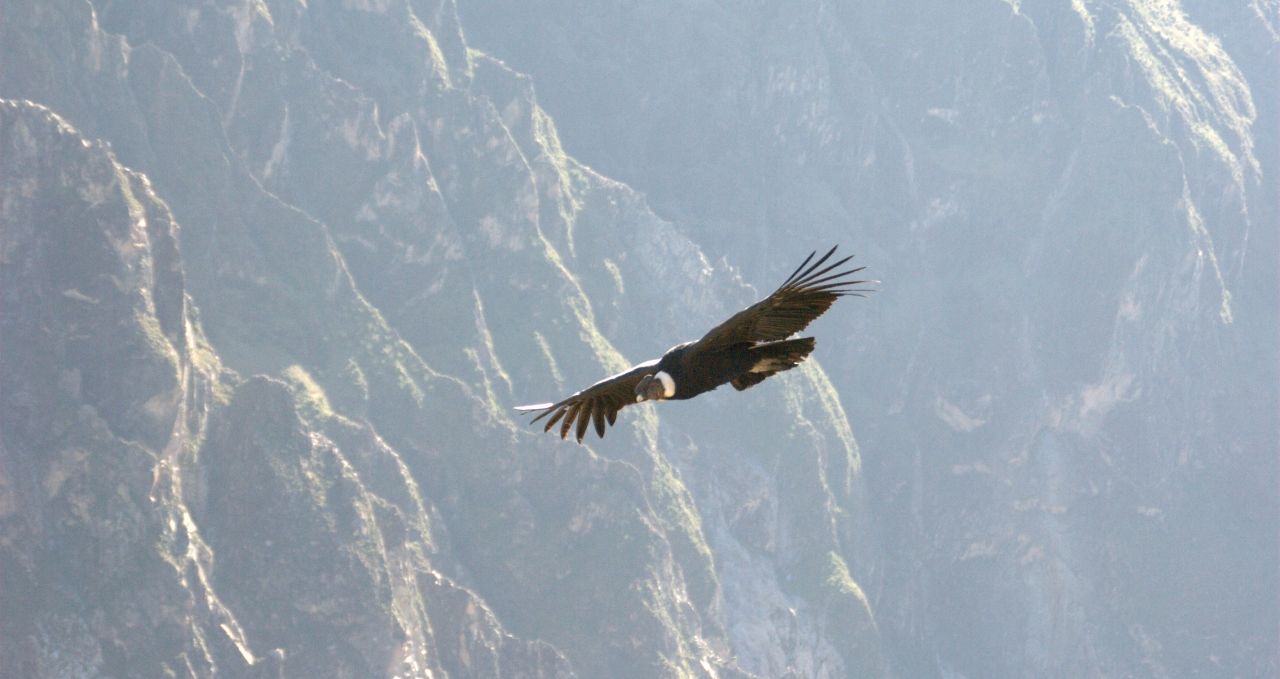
0 96 574 679
1 1 884 678
459 1 1278 677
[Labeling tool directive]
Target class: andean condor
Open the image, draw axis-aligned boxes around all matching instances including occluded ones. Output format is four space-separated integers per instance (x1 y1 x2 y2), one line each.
516 246 872 442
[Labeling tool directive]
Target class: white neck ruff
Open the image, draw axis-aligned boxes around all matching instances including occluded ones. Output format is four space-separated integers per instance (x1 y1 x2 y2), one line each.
655 370 676 398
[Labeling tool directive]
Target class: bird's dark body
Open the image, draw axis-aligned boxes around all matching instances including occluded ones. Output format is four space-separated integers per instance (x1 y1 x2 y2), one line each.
655 342 755 400
517 246 872 442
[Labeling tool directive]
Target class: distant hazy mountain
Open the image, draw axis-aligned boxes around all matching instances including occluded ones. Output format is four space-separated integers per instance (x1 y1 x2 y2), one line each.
1 1 1274 678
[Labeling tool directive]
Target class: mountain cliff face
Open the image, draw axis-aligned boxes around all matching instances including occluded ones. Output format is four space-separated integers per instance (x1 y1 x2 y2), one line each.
458 1 1278 677
1 1 1274 678
0 97 570 678
2 1 882 678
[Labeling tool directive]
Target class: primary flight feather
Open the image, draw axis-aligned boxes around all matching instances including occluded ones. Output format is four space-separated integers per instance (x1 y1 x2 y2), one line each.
517 246 872 442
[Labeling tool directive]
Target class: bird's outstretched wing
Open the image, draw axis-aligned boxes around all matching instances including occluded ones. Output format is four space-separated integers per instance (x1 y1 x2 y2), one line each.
515 360 658 442
697 246 873 350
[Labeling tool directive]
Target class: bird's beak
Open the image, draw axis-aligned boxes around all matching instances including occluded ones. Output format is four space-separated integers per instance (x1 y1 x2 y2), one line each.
635 375 652 402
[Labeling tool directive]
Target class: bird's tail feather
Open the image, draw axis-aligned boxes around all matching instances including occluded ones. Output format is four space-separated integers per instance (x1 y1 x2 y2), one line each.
731 337 815 390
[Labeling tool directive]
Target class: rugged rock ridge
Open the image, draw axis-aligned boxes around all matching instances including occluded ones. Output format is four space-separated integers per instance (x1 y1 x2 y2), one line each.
0 98 573 678
1 1 884 678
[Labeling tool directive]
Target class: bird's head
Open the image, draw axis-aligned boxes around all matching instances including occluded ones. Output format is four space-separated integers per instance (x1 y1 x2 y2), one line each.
635 371 675 402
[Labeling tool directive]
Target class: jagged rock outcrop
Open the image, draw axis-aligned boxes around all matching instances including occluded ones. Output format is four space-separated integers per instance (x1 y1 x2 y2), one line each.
0 97 574 679
0 98 262 678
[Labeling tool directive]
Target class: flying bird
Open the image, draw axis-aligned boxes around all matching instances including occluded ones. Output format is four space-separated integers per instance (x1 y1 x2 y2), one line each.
516 246 872 442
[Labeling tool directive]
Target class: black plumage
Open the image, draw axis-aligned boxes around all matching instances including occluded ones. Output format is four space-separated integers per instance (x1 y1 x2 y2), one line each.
516 246 872 442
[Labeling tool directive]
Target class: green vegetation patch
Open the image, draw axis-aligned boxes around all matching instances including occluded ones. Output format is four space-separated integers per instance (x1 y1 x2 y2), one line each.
793 550 887 679
281 364 335 422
